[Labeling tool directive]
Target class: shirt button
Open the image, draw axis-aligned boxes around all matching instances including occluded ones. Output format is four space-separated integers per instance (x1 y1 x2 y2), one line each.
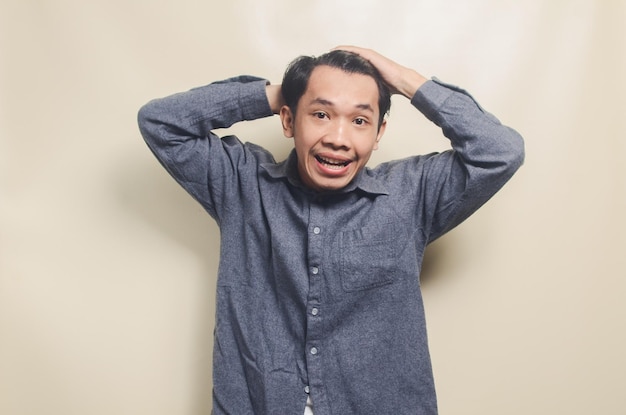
304 386 310 394
311 307 319 316
310 347 318 355
311 266 319 275
313 227 321 235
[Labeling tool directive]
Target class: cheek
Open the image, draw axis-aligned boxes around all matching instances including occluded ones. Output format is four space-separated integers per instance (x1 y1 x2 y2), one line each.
294 126 321 151
293 135 315 162
355 137 379 157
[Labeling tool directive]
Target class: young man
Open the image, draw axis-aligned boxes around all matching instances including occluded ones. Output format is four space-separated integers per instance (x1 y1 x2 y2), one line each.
138 46 524 415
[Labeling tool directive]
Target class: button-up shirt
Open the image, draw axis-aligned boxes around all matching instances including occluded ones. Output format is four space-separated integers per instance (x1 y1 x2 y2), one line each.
138 75 524 415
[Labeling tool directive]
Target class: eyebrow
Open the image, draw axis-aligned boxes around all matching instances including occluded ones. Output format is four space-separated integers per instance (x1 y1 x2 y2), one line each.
309 98 374 113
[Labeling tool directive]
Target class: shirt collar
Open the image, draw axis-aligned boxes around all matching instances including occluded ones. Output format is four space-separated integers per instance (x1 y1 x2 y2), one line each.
260 150 389 196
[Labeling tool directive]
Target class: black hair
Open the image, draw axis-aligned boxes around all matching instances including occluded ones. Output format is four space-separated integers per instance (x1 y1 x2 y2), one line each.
281 50 391 129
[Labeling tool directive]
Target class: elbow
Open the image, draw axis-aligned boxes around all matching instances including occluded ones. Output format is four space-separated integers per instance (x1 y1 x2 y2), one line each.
137 101 154 136
505 128 525 174
484 128 525 183
137 100 163 145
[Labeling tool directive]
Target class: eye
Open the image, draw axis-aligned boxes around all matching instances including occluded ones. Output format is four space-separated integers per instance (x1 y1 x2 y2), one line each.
353 117 368 126
313 111 328 119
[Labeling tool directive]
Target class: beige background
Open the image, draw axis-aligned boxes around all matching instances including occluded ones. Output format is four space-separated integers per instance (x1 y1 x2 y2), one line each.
1 0 625 414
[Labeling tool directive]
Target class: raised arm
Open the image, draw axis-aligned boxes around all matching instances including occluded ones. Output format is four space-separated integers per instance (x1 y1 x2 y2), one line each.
137 76 274 216
334 46 525 240
138 76 272 147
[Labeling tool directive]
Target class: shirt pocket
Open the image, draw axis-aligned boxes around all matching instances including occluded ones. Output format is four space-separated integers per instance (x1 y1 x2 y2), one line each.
339 221 407 292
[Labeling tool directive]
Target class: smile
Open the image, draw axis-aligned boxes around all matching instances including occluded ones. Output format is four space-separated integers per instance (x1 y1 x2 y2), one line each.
315 155 352 170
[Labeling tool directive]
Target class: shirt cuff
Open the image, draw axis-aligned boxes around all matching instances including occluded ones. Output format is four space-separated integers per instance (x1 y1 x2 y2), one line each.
411 77 487 125
238 77 274 122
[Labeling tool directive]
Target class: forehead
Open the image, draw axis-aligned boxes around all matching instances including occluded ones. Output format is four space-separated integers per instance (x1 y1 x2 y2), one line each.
300 65 380 112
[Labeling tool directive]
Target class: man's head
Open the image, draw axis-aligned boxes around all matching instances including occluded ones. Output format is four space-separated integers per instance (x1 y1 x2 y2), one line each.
282 50 391 130
280 50 391 192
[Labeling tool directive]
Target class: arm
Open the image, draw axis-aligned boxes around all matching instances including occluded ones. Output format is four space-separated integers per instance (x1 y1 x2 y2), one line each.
335 46 525 239
412 78 525 239
137 76 274 216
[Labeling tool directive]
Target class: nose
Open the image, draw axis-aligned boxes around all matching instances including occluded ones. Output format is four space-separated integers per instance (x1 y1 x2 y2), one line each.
322 119 350 149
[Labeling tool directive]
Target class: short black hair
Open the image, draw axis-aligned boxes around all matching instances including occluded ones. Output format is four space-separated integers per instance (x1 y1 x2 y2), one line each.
281 50 391 130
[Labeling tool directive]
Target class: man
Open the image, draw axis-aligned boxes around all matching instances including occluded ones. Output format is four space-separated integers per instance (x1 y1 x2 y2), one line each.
138 46 524 415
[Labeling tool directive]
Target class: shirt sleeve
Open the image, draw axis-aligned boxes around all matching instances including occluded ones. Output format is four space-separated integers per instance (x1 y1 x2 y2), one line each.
137 76 274 218
410 78 525 241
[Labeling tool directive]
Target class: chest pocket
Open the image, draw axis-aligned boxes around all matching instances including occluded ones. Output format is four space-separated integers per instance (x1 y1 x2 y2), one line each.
339 221 408 292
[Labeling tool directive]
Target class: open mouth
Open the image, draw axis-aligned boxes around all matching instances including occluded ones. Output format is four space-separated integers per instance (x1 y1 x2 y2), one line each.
315 155 352 170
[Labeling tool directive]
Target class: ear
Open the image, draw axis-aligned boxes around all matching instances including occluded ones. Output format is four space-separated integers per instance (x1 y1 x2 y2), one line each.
279 106 295 138
373 119 387 151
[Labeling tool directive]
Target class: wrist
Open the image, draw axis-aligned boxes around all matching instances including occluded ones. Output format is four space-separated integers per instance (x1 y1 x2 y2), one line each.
265 84 284 114
397 69 428 99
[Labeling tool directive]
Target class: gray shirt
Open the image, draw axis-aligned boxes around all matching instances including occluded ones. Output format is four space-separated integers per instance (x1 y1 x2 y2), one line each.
138 76 524 415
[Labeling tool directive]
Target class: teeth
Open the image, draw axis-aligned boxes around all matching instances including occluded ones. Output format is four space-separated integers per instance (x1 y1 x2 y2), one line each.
316 155 350 167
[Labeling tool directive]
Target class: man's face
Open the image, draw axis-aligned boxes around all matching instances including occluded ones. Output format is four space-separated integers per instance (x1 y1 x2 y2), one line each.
280 65 386 192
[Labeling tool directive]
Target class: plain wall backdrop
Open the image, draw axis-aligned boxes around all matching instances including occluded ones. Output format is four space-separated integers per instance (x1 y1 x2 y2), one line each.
1 0 625 414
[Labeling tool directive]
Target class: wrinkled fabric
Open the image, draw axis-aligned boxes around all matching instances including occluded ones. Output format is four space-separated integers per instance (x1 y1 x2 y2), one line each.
138 76 524 415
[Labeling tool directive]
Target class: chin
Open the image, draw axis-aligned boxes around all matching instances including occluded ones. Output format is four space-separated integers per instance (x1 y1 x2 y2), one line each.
313 179 350 192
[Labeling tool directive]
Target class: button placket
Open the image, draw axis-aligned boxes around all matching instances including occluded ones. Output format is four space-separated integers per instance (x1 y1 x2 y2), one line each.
309 228 321 324
305 208 326 408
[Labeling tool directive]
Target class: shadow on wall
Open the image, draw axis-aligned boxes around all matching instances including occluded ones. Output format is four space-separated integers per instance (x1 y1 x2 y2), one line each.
113 153 217 414
116 157 219 260
421 235 459 287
